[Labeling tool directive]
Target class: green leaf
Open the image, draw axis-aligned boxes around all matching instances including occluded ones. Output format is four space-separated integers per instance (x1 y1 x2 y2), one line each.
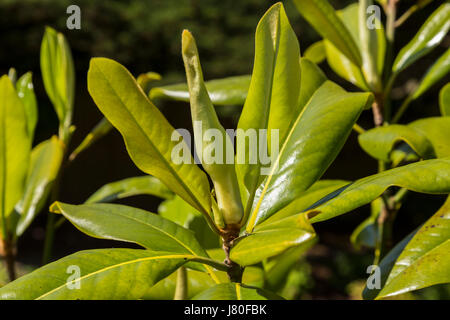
259 180 349 227
358 124 436 162
40 27 75 140
359 0 382 91
182 30 243 226
245 81 372 230
0 75 31 236
69 118 113 161
158 196 220 249
412 48 450 100
51 202 208 258
409 117 450 158
376 196 450 299
440 83 450 116
236 2 301 209
150 75 250 106
87 57 212 217
323 3 385 91
231 214 316 266
16 72 38 139
85 176 174 204
309 159 450 223
393 3 450 73
15 136 64 236
303 41 326 64
292 0 362 67
192 283 281 300
0 249 223 299
136 71 162 94
297 57 327 110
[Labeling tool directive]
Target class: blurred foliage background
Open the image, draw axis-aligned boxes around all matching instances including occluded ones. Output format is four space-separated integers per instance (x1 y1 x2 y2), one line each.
0 0 448 299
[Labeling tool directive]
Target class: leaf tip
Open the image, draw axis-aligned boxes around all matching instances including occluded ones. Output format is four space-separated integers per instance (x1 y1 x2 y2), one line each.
49 202 62 214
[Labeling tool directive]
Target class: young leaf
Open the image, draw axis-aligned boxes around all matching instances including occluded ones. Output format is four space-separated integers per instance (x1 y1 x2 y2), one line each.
0 249 224 299
15 72 38 139
87 58 212 217
309 159 450 223
236 3 301 211
439 82 450 116
292 0 362 67
40 27 75 140
393 3 450 73
182 30 244 226
15 136 64 236
412 48 450 100
231 214 316 266
85 176 174 204
373 196 450 299
69 117 113 161
246 82 372 231
0 75 31 237
303 41 326 64
150 75 251 106
192 283 282 300
358 124 436 162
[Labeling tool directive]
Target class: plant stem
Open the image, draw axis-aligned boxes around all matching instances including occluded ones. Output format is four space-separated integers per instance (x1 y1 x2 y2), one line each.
174 267 188 300
1 237 16 281
222 228 243 283
394 5 417 28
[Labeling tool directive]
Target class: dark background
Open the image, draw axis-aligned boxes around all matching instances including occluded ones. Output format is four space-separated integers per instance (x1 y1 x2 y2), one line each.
0 0 448 298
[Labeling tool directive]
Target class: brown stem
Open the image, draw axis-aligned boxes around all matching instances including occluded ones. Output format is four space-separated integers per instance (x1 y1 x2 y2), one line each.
221 226 243 283
1 237 16 281
372 93 384 127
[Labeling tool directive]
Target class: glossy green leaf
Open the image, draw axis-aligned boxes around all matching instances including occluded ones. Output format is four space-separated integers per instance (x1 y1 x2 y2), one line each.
15 136 64 236
246 82 372 230
0 249 224 300
440 83 450 116
158 196 220 249
259 180 349 227
150 75 250 106
87 57 211 216
0 75 31 236
292 0 362 67
303 41 326 64
236 3 301 209
40 27 75 139
409 117 450 158
51 202 208 258
85 176 174 204
192 283 281 300
393 3 450 73
377 197 450 299
297 57 327 110
69 118 113 161
358 124 435 162
182 30 243 226
412 48 450 100
15 72 38 139
231 214 316 266
310 159 450 223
